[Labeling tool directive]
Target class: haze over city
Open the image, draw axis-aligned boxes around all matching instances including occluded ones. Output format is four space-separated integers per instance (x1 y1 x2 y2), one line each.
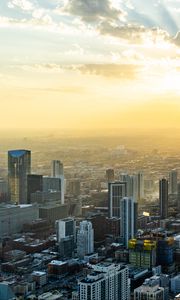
0 0 180 131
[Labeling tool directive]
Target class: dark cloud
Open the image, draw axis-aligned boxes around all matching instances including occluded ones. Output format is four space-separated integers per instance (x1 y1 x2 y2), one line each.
173 31 180 46
99 21 146 42
77 63 139 79
63 0 123 22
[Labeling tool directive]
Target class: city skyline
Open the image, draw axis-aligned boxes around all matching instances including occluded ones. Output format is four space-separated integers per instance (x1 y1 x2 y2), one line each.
0 0 180 131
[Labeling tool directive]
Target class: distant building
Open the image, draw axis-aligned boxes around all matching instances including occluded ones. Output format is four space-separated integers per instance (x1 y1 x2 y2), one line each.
108 181 127 218
51 160 65 204
27 174 43 204
0 204 39 236
43 176 64 204
137 172 144 202
106 169 115 183
79 263 129 300
8 149 31 204
159 178 168 219
169 170 178 195
51 160 64 177
39 204 68 225
77 221 94 258
68 179 81 196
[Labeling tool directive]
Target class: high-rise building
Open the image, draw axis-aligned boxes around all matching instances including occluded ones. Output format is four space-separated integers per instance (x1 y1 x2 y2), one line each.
43 176 64 204
77 220 94 258
79 263 129 300
108 181 127 218
159 178 168 219
51 160 65 205
120 173 139 202
134 278 165 300
56 218 76 258
120 197 137 248
137 172 144 202
51 160 64 177
8 150 31 204
27 174 43 204
68 179 81 196
169 170 178 195
177 183 180 213
56 218 75 243
106 169 115 183
129 239 157 269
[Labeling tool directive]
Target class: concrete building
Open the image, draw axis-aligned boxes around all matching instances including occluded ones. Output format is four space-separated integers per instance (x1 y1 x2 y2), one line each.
56 218 76 258
134 278 165 300
8 149 31 204
79 263 129 300
0 204 39 237
108 181 127 218
39 204 68 225
51 160 65 204
77 220 94 258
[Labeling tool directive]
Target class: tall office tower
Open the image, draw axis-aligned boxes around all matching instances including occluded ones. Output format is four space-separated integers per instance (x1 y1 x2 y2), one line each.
56 218 76 258
134 278 165 300
8 150 31 204
77 220 94 258
120 197 137 248
169 170 178 194
27 174 43 204
120 173 138 201
108 181 127 218
51 160 65 205
106 169 115 183
159 178 168 219
79 263 129 300
137 172 144 202
51 160 64 177
177 183 180 213
43 176 64 204
68 179 81 196
56 217 75 243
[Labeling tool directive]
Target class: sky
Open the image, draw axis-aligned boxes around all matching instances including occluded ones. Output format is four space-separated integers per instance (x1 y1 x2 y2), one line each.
0 0 180 132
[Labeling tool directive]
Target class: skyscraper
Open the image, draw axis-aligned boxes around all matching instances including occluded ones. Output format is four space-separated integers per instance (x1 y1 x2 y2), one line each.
77 220 94 258
108 181 127 218
56 218 76 258
106 169 115 183
137 172 144 202
27 174 43 204
51 160 64 204
8 150 31 204
51 160 64 177
159 178 168 219
169 170 178 195
120 197 137 248
177 183 180 213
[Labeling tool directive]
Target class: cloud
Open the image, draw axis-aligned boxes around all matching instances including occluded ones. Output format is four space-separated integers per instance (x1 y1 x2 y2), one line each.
77 63 139 79
61 0 124 22
173 31 180 46
8 0 34 11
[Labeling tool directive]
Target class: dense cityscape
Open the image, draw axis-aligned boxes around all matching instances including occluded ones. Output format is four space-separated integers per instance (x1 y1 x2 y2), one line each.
0 134 179 300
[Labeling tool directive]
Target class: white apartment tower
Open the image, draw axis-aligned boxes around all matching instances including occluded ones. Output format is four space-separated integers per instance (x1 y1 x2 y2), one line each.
79 263 129 300
120 197 136 248
77 220 94 258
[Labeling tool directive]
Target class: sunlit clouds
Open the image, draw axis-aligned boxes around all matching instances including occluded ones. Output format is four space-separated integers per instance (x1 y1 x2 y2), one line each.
0 0 180 130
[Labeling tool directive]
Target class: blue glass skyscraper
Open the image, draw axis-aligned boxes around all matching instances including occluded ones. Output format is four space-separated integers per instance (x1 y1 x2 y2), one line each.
8 150 31 204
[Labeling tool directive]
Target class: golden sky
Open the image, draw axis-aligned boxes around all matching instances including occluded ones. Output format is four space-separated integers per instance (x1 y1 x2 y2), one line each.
0 0 180 131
